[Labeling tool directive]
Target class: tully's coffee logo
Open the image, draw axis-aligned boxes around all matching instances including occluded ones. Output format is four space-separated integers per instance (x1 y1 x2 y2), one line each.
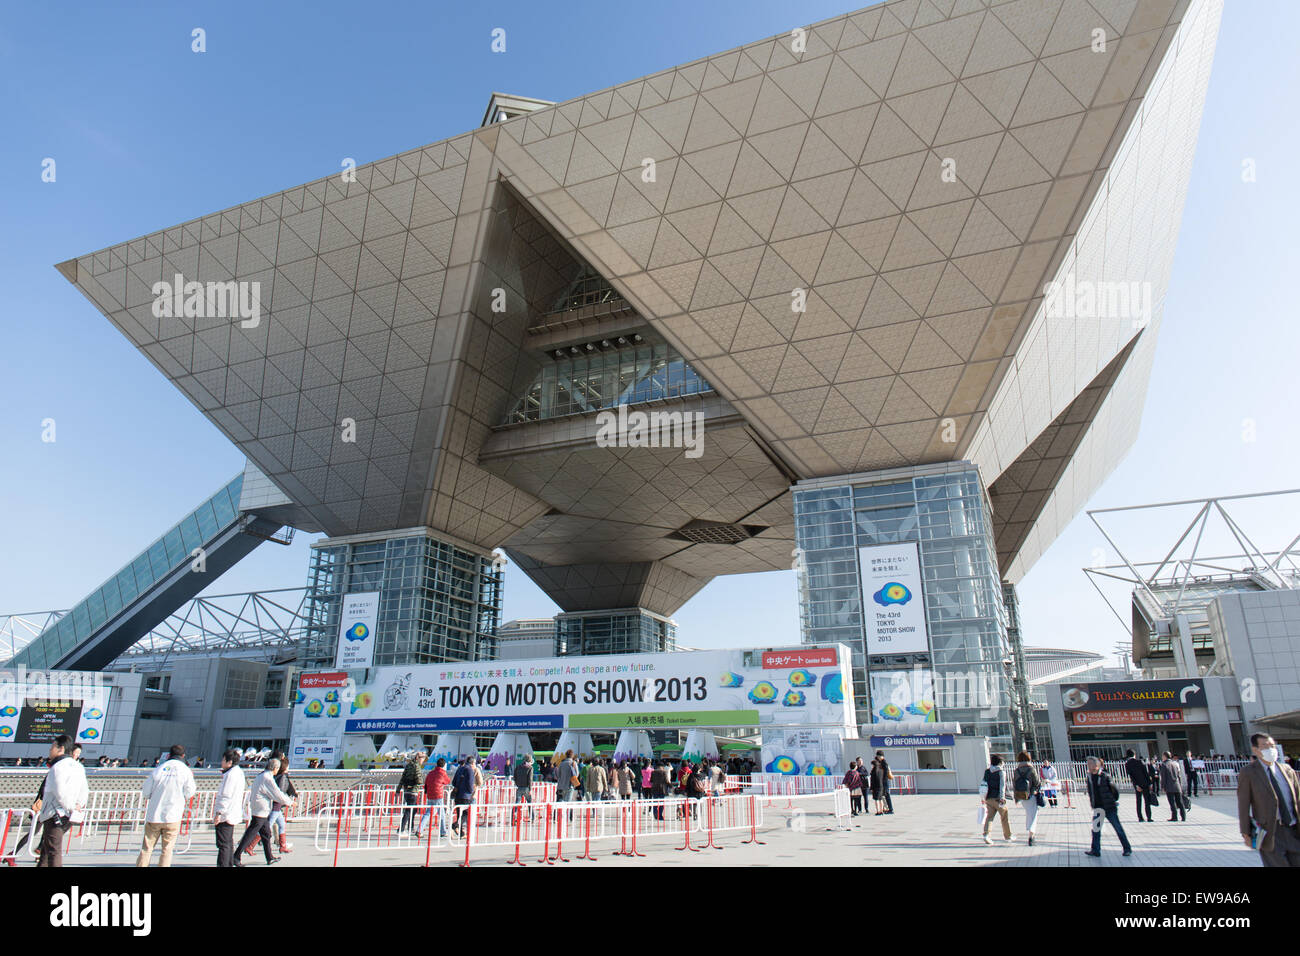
49 886 151 936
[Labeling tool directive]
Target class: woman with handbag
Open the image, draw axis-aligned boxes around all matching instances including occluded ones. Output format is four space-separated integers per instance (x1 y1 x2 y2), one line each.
1012 751 1043 845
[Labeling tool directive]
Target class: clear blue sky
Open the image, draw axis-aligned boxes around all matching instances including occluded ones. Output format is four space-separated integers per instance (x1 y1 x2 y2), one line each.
1 1 1296 662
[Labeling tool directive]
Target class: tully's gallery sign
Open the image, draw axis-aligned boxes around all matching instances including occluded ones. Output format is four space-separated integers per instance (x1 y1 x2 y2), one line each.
1060 679 1205 713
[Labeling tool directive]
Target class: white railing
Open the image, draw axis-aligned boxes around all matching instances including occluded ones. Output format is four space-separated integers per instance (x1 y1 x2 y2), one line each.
2 784 376 859
315 792 771 865
313 787 851 866
1049 760 1246 793
1 808 36 859
725 773 916 797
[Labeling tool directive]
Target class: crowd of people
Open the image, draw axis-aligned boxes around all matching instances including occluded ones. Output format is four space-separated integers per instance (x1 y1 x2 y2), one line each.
0 737 301 868
10 736 1300 867
974 750 1204 855
967 739 1300 866
840 752 896 817
379 749 758 838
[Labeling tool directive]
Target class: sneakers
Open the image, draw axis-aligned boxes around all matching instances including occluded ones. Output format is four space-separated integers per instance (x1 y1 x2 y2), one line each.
982 835 993 845
1005 835 1015 842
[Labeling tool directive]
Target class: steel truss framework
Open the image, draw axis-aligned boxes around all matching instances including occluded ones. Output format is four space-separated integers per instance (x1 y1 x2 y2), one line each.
1 588 311 668
1083 489 1300 637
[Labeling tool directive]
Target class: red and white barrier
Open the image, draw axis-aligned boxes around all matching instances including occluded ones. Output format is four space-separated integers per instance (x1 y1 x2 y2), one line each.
312 787 853 866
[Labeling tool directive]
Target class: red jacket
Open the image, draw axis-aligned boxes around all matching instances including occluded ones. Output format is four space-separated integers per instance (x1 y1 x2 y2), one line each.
424 767 451 800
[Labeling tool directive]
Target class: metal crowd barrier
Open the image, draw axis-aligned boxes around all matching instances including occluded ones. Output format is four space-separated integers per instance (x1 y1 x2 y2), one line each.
314 787 852 866
2 784 367 861
1049 760 1245 795
1 808 37 860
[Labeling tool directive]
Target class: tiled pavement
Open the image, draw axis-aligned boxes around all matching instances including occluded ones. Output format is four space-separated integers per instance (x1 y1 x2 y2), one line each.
42 792 1261 867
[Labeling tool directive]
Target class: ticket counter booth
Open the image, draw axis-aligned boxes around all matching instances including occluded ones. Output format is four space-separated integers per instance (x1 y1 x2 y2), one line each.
846 721 988 793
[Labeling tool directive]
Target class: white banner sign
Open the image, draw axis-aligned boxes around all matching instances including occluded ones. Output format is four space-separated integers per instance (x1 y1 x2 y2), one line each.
334 592 379 670
293 644 855 740
859 542 929 655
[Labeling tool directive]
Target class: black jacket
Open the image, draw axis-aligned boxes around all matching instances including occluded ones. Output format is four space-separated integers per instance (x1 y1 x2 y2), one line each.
273 770 297 812
1124 756 1151 789
650 768 672 797
1086 771 1120 811
512 762 532 790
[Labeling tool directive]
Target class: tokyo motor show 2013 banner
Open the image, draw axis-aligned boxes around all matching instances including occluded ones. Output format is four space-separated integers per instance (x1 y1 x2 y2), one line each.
0 675 110 746
858 542 929 655
333 592 378 670
290 645 855 766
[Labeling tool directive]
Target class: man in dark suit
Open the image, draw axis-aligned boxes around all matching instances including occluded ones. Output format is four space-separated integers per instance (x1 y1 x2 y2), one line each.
1182 753 1199 797
1159 752 1187 822
1124 749 1154 822
1238 733 1300 867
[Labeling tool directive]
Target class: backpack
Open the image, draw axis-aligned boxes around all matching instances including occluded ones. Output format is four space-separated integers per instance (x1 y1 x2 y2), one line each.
1013 766 1032 801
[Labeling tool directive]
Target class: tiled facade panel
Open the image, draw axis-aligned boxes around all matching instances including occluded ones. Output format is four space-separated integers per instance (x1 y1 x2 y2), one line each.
60 0 1219 613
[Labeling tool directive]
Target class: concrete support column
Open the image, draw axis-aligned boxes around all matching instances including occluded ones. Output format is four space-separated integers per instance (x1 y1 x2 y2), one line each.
1173 614 1198 678
1202 678 1235 756
1047 700 1070 763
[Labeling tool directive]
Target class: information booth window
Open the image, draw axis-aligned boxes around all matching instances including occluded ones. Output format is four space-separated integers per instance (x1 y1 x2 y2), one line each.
916 748 950 769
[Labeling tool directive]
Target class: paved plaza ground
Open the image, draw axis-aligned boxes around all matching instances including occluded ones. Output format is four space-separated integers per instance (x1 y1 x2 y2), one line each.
33 792 1262 868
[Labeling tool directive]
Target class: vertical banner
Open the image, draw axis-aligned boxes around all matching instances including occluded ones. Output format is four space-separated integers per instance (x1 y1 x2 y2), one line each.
334 591 379 670
289 672 350 769
858 542 929 655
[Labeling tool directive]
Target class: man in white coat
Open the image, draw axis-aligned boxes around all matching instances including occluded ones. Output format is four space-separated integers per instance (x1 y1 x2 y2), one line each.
136 743 198 867
234 757 296 865
36 734 89 868
212 748 246 867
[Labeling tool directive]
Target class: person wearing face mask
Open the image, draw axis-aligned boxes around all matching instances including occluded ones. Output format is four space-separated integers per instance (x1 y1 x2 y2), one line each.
1238 734 1300 866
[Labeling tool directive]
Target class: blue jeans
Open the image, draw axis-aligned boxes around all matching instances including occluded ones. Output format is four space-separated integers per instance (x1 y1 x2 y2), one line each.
1090 807 1132 854
268 809 285 837
417 803 447 837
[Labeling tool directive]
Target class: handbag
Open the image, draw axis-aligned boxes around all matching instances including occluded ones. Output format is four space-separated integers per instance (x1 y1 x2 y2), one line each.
1034 792 1045 807
1149 792 1160 807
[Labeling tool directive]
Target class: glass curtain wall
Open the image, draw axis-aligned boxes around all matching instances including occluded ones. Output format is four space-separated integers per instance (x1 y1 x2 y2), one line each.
555 609 677 657
793 465 1012 752
301 534 502 670
505 338 712 424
